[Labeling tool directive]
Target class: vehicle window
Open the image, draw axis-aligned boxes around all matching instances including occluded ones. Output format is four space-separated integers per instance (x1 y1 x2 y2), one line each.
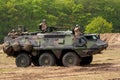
85 35 98 40
85 36 93 40
92 35 97 40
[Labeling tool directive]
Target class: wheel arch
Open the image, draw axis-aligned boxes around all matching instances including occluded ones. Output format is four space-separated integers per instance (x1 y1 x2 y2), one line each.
14 50 31 57
38 50 57 60
60 49 81 60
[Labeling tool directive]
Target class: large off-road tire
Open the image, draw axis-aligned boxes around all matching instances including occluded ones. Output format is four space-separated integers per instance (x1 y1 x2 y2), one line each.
38 53 56 66
80 55 93 65
16 53 31 67
32 56 39 66
62 52 80 67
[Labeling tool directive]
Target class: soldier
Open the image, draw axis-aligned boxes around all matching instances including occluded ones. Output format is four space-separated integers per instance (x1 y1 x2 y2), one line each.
8 29 17 39
72 24 82 37
39 19 47 33
72 25 87 47
17 27 22 36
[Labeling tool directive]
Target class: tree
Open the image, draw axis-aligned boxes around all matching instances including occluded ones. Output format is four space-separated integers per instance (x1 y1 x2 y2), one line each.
0 0 120 43
85 16 112 33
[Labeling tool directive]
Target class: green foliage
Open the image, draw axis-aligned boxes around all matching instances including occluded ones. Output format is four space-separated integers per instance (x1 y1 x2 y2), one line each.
0 0 120 43
85 16 112 33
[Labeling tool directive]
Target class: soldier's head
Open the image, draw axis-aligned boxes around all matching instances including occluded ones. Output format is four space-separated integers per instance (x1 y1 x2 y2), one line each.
42 19 46 21
75 24 79 27
12 29 15 32
42 19 46 23
17 27 22 32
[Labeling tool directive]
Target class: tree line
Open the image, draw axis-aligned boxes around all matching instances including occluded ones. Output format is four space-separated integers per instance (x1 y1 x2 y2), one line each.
0 0 120 43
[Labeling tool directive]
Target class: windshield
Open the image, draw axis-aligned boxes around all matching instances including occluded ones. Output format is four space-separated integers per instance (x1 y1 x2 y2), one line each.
85 35 98 40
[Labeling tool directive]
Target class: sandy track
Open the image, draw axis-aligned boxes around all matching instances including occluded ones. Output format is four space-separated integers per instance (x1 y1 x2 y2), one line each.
0 65 120 80
0 48 120 80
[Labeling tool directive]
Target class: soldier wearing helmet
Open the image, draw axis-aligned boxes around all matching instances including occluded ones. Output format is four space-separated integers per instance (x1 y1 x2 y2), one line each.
39 19 47 33
72 24 82 37
8 29 17 39
72 24 86 47
74 27 82 37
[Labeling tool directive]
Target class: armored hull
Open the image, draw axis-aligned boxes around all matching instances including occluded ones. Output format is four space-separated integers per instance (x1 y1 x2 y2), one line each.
3 31 108 67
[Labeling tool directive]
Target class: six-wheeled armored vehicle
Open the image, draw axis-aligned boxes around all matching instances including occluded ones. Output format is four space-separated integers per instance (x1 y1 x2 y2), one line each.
3 30 108 67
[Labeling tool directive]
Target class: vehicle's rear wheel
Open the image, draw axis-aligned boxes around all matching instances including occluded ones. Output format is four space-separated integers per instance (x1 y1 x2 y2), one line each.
16 53 31 67
38 53 56 66
62 52 80 67
80 55 93 65
32 56 39 66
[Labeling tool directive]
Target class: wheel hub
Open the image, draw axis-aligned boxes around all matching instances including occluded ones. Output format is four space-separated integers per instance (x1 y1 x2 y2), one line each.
68 58 73 64
44 59 49 64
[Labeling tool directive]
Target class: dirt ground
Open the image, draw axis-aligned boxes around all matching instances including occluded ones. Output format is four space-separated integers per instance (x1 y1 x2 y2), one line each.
100 33 120 48
0 33 120 80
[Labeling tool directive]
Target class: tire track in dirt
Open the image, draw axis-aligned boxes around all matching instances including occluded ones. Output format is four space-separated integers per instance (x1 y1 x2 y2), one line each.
0 63 120 80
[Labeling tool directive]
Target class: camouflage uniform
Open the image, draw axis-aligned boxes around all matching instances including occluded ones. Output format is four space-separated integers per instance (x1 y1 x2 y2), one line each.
39 19 48 33
8 29 17 39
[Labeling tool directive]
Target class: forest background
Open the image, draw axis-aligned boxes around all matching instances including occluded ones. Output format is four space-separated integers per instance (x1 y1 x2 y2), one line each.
0 0 120 43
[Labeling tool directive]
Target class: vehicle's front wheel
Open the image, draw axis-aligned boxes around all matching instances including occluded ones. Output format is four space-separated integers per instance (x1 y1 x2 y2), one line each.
38 52 56 66
16 53 31 67
62 52 80 67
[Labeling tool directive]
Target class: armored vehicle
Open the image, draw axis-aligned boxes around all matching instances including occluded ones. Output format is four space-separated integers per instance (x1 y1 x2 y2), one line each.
3 30 108 67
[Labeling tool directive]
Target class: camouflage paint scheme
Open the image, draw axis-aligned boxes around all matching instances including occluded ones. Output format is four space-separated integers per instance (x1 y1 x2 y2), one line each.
3 31 108 67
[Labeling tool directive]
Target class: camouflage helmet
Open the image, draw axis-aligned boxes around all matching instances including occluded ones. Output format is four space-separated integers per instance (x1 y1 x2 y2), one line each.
42 19 46 22
12 29 15 32
18 27 22 31
75 24 79 27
